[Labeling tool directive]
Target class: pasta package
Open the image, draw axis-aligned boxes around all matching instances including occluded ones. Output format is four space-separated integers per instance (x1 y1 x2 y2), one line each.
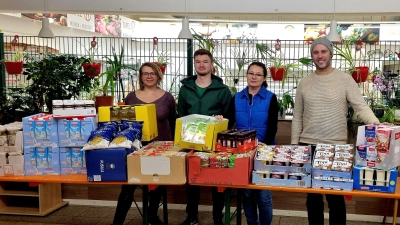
82 127 115 150
109 128 136 149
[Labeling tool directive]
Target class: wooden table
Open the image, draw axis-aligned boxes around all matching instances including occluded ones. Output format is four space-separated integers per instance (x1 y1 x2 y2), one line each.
195 178 400 225
0 175 168 225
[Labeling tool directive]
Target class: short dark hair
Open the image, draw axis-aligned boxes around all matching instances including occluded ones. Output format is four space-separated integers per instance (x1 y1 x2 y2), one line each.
247 61 268 88
194 49 213 62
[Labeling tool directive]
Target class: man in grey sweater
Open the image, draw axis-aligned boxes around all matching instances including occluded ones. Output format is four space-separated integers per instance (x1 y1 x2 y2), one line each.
291 37 379 225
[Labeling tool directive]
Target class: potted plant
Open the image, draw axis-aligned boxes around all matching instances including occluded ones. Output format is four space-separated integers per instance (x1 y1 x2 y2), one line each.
1 35 25 75
333 40 369 83
153 50 170 74
22 54 96 112
81 36 102 77
95 46 137 107
277 92 294 119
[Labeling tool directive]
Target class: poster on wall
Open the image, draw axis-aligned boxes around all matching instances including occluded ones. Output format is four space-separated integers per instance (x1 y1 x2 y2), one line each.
134 22 181 39
120 16 138 38
67 14 95 32
22 13 67 26
303 24 330 43
339 24 379 43
95 15 121 37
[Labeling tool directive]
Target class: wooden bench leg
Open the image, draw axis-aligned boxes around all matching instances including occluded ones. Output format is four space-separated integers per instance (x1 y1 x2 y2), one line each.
393 199 398 225
383 199 391 224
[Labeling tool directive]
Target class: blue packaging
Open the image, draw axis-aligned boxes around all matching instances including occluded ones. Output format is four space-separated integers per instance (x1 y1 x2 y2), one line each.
36 147 48 168
365 125 376 145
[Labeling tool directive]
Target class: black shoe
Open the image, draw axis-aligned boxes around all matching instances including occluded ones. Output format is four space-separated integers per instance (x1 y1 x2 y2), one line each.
180 217 199 225
214 219 224 225
149 216 164 225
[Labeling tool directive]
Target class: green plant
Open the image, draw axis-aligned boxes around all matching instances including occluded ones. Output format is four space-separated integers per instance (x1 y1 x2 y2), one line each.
333 40 357 73
78 36 99 64
191 29 223 70
0 50 24 63
271 54 300 89
100 46 137 102
277 92 294 117
22 54 95 112
156 50 170 66
0 88 40 124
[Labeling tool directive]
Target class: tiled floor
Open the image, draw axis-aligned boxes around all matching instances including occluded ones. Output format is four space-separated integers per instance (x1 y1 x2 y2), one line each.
0 205 389 225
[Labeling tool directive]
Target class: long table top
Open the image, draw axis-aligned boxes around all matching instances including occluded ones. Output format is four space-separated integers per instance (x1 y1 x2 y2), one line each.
0 174 399 199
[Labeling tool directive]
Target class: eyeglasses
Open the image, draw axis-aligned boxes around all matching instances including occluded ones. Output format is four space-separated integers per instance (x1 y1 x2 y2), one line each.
141 72 157 77
247 72 264 78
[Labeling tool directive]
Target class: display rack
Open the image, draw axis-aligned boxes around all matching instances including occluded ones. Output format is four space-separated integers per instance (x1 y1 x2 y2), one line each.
0 181 67 216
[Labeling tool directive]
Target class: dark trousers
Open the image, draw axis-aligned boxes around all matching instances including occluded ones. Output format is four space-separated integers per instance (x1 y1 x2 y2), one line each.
306 193 346 225
112 184 165 225
300 142 347 225
185 185 225 221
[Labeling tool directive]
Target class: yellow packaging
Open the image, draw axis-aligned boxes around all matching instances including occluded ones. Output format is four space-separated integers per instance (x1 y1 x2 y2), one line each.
98 104 158 141
174 114 228 151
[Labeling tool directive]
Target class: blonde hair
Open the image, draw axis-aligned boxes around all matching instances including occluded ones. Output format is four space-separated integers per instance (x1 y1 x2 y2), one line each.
138 62 163 90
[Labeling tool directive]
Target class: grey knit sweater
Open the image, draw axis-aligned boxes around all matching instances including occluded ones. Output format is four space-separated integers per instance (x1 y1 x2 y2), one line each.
291 69 378 145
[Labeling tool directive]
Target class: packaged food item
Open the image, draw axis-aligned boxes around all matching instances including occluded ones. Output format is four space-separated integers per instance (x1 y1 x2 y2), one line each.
316 144 335 152
365 125 376 145
376 128 391 163
288 173 306 180
270 172 286 179
334 152 354 162
366 145 377 162
313 159 332 170
314 150 334 160
331 161 352 171
0 126 8 146
356 145 368 160
334 144 354 153
121 120 143 140
36 147 48 168
110 107 121 122
109 128 136 148
82 126 116 150
72 148 83 168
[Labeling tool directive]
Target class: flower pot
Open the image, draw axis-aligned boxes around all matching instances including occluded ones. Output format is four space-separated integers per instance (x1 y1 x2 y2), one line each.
117 102 125 106
351 66 369 83
374 108 385 118
269 67 285 81
153 62 167 74
82 62 102 77
95 96 114 110
4 61 23 75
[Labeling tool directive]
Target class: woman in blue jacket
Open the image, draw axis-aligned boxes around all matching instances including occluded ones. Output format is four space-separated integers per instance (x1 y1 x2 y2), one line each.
223 61 278 225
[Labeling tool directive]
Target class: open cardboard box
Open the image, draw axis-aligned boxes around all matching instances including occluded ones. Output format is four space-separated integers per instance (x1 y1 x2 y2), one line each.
98 104 158 141
187 150 255 186
127 151 187 184
174 114 228 151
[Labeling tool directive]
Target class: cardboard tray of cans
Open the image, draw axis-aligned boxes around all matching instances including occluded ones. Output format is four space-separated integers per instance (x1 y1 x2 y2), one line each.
215 129 257 153
253 144 312 173
353 165 398 193
356 125 400 170
311 144 354 191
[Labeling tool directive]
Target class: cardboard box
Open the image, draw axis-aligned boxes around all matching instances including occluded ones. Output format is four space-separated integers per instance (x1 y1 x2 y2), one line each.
57 117 97 147
60 147 87 175
22 114 58 147
312 179 353 191
53 107 96 118
356 125 400 170
174 114 229 151
24 146 60 175
312 168 352 179
353 165 398 193
187 150 254 186
98 104 158 141
252 171 311 188
0 154 24 176
86 148 133 182
127 152 187 184
215 139 256 153
0 131 23 153
254 163 312 173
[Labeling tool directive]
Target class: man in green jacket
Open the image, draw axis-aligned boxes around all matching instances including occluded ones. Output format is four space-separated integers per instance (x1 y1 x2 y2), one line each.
178 49 231 225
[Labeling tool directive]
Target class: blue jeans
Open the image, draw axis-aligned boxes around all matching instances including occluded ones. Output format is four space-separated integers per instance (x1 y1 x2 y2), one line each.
243 189 273 225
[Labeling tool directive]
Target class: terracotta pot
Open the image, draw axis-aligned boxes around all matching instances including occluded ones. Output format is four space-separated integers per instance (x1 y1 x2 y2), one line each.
117 102 125 106
82 62 102 77
269 67 285 81
351 66 369 83
95 96 114 110
4 61 23 75
153 62 167 74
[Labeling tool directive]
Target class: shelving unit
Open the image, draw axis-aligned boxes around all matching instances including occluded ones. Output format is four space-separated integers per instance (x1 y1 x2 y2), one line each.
0 181 68 216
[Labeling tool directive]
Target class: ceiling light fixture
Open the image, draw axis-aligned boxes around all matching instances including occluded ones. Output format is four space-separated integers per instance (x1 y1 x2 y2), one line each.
177 0 193 39
38 0 54 38
326 0 341 42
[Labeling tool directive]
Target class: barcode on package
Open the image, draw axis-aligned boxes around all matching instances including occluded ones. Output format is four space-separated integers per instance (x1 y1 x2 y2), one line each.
295 167 306 173
94 175 101 181
296 181 306 187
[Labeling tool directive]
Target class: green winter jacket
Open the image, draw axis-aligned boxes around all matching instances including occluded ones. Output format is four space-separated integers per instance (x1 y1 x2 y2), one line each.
177 75 232 117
